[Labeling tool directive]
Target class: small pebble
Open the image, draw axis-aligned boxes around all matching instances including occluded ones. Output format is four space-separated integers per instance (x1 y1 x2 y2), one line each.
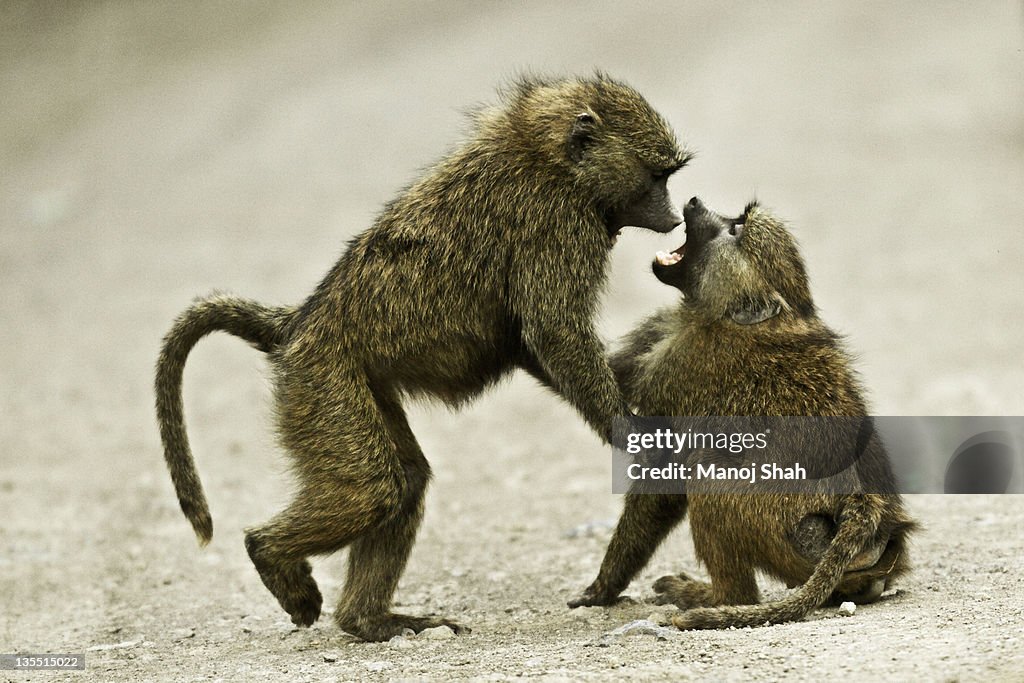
388 635 414 650
838 601 857 615
322 652 338 663
419 626 456 640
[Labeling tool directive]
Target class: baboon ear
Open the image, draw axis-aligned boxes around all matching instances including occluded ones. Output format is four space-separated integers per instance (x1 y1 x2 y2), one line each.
568 112 597 163
728 295 783 326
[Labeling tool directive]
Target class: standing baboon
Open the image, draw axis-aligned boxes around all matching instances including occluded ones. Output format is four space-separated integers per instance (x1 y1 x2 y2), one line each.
155 74 690 641
569 197 917 629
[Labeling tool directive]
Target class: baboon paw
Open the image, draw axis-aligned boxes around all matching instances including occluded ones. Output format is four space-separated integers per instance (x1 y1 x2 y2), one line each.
567 584 620 608
429 617 471 636
245 534 323 626
284 581 324 628
272 563 322 627
652 574 712 609
652 593 679 606
652 571 698 594
652 574 684 595
336 612 469 642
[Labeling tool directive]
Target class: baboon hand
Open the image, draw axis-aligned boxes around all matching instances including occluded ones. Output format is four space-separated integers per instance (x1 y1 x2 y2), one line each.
567 582 621 608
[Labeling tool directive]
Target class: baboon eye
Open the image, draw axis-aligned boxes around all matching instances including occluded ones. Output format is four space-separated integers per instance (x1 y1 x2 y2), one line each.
651 162 683 182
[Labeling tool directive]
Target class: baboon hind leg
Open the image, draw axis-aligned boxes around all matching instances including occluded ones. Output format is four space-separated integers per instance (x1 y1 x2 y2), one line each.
333 388 468 641
244 371 449 640
244 370 396 628
653 548 759 611
244 472 390 630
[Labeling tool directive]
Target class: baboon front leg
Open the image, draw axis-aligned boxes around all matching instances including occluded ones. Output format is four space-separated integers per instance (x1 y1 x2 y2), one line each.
569 493 687 607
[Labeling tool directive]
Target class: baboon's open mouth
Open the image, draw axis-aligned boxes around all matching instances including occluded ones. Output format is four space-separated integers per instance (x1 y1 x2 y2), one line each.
655 242 686 267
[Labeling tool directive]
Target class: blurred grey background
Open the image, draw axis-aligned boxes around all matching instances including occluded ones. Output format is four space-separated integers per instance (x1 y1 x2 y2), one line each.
1 3 1022 679
4 1 1022 489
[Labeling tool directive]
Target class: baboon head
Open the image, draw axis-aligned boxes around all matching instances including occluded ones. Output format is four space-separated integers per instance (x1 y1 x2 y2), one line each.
652 197 815 325
493 74 690 241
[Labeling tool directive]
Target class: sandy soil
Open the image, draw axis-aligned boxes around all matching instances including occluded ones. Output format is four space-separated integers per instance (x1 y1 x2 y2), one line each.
2 2 1022 681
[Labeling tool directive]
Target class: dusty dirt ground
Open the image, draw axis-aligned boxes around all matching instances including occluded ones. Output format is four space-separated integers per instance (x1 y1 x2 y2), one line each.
2 2 1023 681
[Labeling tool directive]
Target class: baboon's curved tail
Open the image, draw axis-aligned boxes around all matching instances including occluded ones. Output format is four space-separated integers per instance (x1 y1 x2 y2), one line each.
673 495 889 630
155 294 297 545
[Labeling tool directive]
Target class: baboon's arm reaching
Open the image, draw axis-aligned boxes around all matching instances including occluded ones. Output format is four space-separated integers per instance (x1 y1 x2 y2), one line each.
513 250 627 444
523 320 625 443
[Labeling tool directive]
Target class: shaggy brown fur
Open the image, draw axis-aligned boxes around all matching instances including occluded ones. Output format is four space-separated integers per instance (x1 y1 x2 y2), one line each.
569 197 917 629
155 74 689 641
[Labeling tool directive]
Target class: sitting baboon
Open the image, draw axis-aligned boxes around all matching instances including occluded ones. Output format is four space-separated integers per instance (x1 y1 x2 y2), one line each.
569 196 917 629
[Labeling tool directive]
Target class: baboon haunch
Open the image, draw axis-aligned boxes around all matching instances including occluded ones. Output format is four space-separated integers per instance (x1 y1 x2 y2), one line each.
569 197 917 629
155 74 690 642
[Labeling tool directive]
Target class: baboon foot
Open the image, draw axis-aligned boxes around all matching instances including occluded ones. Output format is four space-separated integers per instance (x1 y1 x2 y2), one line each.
652 572 714 610
833 578 886 605
567 582 623 608
335 611 470 642
245 532 323 627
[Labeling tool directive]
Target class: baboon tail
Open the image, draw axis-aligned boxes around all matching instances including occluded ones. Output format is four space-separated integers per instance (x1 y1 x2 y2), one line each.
155 294 296 545
673 495 885 630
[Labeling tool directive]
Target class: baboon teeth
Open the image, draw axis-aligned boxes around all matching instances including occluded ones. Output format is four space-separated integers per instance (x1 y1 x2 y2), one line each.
656 250 683 266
